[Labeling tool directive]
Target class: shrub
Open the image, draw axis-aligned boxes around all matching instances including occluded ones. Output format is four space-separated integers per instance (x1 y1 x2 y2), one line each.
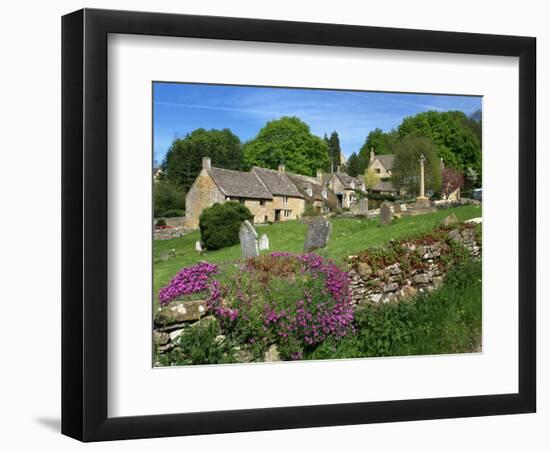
157 318 236 366
199 202 253 250
161 209 185 218
302 202 319 217
206 253 354 360
155 218 166 227
154 179 185 218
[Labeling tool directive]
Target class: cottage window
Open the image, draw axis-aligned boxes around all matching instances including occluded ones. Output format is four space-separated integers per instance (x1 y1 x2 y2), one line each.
283 196 288 207
375 168 381 174
322 188 327 199
239 198 245 204
259 199 265 206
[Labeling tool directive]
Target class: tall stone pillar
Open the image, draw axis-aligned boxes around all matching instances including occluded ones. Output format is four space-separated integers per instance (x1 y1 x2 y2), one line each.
418 154 426 199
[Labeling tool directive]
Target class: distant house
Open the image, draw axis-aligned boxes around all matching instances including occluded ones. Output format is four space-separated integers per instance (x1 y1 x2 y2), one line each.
326 170 361 208
368 148 395 178
366 149 401 195
286 171 337 214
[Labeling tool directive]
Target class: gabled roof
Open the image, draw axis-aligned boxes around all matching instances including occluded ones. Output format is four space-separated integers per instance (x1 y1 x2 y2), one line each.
372 179 398 192
252 167 303 198
334 171 357 190
373 155 395 170
286 173 325 201
208 167 273 199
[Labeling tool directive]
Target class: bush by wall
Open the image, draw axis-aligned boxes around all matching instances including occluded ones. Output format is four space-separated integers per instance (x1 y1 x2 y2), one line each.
199 202 253 250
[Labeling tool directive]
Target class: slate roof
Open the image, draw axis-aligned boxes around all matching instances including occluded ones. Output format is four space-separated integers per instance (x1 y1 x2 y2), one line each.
252 167 303 198
374 155 395 170
372 179 398 192
286 173 325 201
208 167 273 199
334 171 357 189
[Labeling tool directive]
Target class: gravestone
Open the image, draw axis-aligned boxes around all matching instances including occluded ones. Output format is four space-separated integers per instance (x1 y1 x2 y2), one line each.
259 233 269 251
239 220 259 258
195 240 203 252
350 198 369 216
303 216 331 252
380 202 393 226
393 202 402 218
159 250 169 262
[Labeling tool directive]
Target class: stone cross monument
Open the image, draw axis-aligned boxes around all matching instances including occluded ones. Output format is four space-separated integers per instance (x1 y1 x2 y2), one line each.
418 153 426 199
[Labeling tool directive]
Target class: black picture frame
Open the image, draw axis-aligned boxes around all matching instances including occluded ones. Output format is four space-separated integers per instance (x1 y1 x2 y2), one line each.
62 8 536 442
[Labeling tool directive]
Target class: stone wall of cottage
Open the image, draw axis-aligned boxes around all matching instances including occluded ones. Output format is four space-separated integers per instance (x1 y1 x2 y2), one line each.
184 169 226 229
348 226 481 306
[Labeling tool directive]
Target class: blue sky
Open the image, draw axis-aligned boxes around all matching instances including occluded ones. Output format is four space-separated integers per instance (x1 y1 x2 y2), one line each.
153 82 481 163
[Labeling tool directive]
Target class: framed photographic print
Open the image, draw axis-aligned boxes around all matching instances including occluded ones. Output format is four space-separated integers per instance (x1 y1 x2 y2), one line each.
62 8 536 442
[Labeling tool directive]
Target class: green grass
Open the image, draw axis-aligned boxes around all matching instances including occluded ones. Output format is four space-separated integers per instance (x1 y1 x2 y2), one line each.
307 260 482 359
154 204 481 304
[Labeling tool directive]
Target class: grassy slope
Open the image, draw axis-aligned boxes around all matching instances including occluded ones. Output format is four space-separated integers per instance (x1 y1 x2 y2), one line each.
154 204 481 304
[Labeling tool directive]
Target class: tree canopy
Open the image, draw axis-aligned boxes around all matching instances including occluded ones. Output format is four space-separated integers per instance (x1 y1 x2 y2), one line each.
161 128 242 193
391 136 442 195
243 116 330 176
346 152 366 177
397 111 481 182
359 128 398 159
324 131 342 172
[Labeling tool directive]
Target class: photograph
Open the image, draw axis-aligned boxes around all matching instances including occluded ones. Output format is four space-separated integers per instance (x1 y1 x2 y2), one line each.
152 83 483 367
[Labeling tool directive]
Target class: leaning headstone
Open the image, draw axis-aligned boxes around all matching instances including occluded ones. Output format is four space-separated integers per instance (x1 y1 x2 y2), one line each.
380 202 393 226
393 202 402 218
159 250 169 262
195 240 203 252
258 233 269 251
303 216 332 252
239 220 259 258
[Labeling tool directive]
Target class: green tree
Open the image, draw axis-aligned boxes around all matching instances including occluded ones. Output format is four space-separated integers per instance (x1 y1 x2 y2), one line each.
359 128 398 159
364 167 379 193
243 116 329 176
161 128 242 193
391 136 442 195
153 179 185 217
346 152 366 177
324 131 342 172
397 111 481 180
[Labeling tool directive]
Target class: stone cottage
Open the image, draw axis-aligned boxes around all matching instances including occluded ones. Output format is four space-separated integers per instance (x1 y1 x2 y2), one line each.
184 158 305 229
326 170 363 209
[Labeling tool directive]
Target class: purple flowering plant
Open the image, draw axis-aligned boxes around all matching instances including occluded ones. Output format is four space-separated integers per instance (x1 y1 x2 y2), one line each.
158 261 218 306
206 253 354 359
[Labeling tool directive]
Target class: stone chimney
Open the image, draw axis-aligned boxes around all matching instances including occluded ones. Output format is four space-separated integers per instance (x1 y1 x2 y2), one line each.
370 147 375 163
202 157 211 170
278 164 285 172
316 169 323 182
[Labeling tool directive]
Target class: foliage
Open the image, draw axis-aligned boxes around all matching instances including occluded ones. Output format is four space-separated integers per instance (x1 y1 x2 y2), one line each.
160 209 185 218
391 136 442 194
364 166 379 192
346 152 366 177
359 128 399 158
157 318 236 366
308 260 482 359
324 131 342 172
153 179 185 218
441 166 464 198
397 111 481 183
161 128 242 193
199 202 253 251
243 116 330 176
155 218 167 227
206 253 354 360
302 202 320 217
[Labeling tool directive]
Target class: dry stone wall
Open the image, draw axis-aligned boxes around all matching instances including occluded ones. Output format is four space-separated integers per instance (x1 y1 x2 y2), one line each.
348 224 481 306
